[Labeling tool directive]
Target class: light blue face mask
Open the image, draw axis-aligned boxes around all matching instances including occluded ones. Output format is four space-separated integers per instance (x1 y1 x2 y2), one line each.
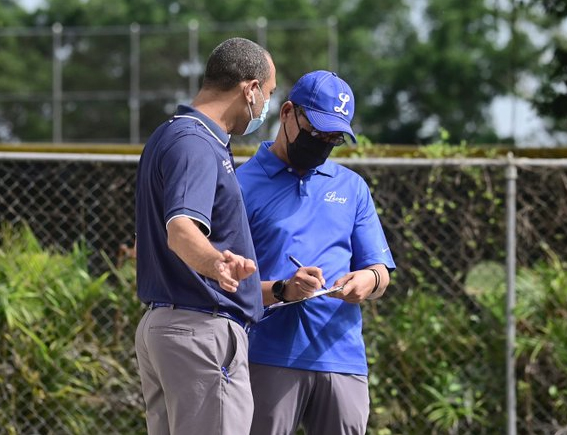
243 88 270 135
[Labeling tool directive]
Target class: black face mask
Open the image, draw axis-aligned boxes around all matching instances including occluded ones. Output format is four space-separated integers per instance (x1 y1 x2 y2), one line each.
285 126 335 171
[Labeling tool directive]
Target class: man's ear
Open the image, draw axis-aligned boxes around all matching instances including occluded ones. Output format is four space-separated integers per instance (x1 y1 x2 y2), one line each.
280 101 294 120
243 80 259 104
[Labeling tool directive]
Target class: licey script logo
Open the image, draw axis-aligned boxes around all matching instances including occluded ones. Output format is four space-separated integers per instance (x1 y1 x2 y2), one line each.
324 191 347 204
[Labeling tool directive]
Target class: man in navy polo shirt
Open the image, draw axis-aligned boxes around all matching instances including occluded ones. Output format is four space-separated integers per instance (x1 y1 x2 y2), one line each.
236 70 396 435
134 37 276 435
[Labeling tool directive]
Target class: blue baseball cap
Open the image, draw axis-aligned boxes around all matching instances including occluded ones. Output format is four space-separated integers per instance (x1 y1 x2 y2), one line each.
289 70 356 143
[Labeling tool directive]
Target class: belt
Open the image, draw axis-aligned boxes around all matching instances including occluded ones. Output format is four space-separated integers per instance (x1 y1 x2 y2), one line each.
147 302 252 333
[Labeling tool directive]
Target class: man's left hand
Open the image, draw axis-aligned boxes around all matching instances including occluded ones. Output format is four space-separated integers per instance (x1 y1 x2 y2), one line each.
329 269 377 303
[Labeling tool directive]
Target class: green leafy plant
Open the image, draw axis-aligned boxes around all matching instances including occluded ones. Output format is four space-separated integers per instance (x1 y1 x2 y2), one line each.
364 249 567 434
364 286 503 434
0 223 144 434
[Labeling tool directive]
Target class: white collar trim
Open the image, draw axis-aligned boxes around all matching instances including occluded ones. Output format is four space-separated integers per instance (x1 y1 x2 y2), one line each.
173 115 230 147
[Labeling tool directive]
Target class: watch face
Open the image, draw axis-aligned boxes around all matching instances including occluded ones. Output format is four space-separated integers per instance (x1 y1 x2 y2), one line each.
272 280 286 301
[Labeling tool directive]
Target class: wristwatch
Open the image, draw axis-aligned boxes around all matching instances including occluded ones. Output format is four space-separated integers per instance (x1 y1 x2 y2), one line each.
271 279 288 302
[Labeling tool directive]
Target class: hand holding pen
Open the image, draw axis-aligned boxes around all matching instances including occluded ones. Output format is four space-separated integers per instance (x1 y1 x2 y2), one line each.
287 255 328 297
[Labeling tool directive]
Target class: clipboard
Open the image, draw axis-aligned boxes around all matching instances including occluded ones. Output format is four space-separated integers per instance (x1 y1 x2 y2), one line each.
266 285 344 310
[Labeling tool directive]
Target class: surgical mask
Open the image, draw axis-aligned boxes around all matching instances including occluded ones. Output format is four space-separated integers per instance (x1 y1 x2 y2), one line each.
285 125 334 170
243 88 270 135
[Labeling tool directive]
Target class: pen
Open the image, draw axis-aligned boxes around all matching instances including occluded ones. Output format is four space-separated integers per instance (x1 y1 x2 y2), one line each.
288 255 328 290
288 255 304 269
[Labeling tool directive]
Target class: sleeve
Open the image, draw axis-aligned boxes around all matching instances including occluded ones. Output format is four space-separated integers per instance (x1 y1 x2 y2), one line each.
161 135 218 236
350 179 396 272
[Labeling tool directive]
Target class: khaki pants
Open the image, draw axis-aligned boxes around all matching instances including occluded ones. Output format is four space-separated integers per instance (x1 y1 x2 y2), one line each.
250 363 369 435
135 306 253 435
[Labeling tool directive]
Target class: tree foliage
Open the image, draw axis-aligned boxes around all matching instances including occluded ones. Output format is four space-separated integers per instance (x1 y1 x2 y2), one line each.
341 0 543 144
530 0 567 134
0 0 563 145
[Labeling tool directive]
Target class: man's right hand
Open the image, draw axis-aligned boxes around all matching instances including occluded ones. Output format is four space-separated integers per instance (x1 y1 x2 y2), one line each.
285 266 326 300
214 250 257 292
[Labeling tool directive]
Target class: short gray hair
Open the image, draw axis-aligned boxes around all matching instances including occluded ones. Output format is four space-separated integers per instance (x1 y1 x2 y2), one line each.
202 37 272 91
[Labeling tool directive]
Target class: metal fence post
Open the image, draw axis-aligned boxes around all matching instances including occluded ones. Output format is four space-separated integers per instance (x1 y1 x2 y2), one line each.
256 16 269 138
129 23 140 145
505 153 518 435
256 16 268 49
52 22 63 143
188 19 200 99
327 16 338 72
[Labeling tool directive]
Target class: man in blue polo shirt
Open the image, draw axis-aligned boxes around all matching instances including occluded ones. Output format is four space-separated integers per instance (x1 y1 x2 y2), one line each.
134 37 276 435
236 70 395 435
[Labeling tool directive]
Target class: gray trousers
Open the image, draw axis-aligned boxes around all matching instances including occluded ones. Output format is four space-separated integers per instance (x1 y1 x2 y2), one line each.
249 363 370 435
135 306 253 435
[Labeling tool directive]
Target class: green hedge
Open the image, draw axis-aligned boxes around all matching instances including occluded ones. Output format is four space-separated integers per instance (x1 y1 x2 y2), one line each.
1 224 566 434
0 224 144 434
364 252 567 434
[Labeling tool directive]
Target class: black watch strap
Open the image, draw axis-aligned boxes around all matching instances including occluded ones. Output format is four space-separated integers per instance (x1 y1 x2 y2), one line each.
271 279 288 302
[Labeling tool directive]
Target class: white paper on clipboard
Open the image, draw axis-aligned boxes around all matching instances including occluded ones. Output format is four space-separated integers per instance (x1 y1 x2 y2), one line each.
266 285 344 310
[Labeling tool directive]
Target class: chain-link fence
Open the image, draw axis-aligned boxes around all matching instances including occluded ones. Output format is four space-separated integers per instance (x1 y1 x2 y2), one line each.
0 152 566 434
0 19 337 144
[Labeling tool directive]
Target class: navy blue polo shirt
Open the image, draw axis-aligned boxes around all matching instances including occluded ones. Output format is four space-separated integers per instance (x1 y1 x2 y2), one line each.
236 141 396 374
135 105 263 324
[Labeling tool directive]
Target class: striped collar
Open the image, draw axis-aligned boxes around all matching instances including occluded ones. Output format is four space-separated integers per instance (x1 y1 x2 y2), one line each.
173 104 230 147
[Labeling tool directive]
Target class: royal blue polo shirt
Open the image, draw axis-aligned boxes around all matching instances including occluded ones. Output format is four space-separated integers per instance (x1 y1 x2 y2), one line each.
136 105 263 324
236 141 396 375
